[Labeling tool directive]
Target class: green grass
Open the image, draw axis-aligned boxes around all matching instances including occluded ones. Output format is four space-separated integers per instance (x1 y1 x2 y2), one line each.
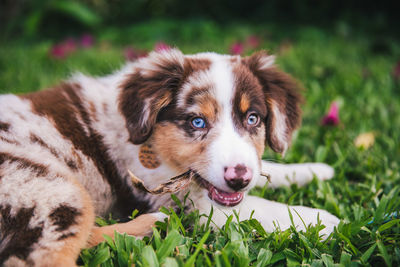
1 19 399 266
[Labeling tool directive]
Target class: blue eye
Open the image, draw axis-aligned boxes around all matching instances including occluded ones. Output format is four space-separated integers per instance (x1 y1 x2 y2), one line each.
247 113 259 126
191 117 206 129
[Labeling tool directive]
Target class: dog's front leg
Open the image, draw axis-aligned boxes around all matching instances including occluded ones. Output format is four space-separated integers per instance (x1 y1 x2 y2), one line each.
238 195 339 237
258 161 335 188
87 212 167 247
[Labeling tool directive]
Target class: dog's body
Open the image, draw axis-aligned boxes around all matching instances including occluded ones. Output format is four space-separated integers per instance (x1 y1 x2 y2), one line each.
0 49 339 266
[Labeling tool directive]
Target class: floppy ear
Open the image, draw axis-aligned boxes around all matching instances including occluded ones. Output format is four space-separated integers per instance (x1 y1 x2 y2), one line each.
119 49 185 144
244 51 303 154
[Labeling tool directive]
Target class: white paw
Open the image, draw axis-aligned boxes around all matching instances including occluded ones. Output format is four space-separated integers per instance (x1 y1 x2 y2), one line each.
317 210 340 238
308 163 335 181
150 211 169 222
290 206 339 239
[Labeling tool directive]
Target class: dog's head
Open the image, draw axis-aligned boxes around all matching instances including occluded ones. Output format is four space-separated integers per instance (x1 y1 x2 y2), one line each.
119 49 302 207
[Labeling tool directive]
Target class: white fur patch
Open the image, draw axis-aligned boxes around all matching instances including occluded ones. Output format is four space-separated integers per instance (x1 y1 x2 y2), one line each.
258 55 276 70
201 55 260 191
178 70 213 108
137 49 184 77
271 101 288 154
259 161 335 188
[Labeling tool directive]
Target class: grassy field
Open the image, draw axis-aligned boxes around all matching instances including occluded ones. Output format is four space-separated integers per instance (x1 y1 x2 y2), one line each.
1 20 399 266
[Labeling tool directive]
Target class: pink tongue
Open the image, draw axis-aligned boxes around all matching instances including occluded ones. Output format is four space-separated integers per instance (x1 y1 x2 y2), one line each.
208 186 243 207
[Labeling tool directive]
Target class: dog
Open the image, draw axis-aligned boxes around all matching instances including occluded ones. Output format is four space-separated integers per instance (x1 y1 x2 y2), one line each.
0 49 339 266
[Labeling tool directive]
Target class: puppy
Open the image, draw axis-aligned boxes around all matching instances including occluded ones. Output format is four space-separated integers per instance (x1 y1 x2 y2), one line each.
0 49 339 266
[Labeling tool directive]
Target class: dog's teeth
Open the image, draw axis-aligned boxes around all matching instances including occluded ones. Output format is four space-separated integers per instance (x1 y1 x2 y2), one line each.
211 186 243 205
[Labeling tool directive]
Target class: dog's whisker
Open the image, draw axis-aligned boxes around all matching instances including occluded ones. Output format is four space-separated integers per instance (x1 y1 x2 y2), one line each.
262 158 285 163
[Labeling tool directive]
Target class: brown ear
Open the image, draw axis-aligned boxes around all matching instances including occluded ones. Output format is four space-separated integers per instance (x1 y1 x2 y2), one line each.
119 49 185 144
244 51 303 154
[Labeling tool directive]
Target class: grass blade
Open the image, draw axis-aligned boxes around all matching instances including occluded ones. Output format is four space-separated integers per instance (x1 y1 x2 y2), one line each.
360 243 377 263
88 247 110 267
142 245 160 267
184 230 210 267
156 230 183 263
377 240 392 267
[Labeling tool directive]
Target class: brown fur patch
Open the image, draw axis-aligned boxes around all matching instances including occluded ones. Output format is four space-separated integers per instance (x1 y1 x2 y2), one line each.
23 83 150 218
184 57 212 75
139 144 161 169
196 94 219 123
102 102 109 114
242 51 303 153
71 149 83 169
49 204 81 231
119 56 184 144
57 232 76 241
65 159 78 171
239 94 251 113
0 205 43 263
89 101 98 121
30 133 78 171
232 63 267 136
152 123 214 176
0 121 10 132
32 179 95 266
119 54 212 145
30 133 59 158
230 56 241 64
0 136 19 145
251 125 266 158
0 152 49 176
184 86 210 106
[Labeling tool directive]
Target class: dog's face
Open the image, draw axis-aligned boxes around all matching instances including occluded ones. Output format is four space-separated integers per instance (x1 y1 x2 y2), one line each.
120 49 301 207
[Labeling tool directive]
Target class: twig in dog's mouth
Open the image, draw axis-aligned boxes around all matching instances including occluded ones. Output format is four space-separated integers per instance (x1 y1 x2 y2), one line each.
128 170 195 195
129 170 271 196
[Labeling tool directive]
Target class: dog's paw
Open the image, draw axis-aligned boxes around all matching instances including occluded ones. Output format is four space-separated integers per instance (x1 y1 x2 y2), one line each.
290 205 339 239
317 210 340 238
151 211 169 222
308 163 335 181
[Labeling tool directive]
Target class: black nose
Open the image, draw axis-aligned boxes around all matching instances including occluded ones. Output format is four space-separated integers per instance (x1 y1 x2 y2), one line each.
225 177 250 191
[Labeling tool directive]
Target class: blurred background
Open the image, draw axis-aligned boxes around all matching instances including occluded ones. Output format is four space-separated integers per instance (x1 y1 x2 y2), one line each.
1 0 400 92
0 0 399 163
1 0 400 40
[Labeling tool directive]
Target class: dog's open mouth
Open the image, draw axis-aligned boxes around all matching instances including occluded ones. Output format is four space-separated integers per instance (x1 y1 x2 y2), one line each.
129 169 244 207
195 175 244 207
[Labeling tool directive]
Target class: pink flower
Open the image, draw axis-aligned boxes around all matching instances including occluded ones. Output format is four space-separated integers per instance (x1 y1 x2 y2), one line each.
124 47 148 61
49 38 77 59
321 102 340 126
246 35 260 49
50 44 67 59
80 34 94 48
62 38 77 53
393 61 400 80
154 42 171 52
230 42 244 55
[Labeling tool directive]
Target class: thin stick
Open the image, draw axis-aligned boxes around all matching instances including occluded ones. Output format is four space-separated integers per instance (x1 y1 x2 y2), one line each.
260 172 271 183
128 170 193 195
